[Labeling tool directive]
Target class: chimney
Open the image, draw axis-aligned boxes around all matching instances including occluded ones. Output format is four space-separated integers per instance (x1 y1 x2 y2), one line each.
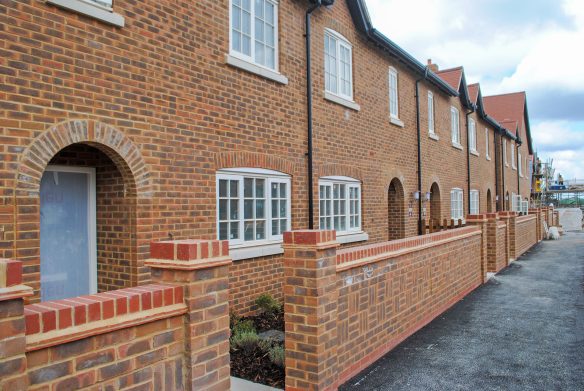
427 59 439 73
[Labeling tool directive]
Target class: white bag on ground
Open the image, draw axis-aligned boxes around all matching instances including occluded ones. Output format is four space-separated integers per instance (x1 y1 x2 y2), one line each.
548 227 560 240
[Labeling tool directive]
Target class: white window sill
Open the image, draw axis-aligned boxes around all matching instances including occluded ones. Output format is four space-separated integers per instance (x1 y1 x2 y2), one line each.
429 132 439 141
336 231 369 244
512 166 517 171
324 91 361 111
452 142 464 150
225 54 289 85
389 116 404 127
47 0 125 27
470 150 480 157
505 163 509 167
229 242 284 261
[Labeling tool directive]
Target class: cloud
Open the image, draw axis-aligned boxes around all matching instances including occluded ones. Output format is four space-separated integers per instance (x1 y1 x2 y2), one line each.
531 120 584 179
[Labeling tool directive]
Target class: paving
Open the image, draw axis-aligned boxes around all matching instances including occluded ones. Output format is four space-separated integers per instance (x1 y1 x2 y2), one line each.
341 232 584 391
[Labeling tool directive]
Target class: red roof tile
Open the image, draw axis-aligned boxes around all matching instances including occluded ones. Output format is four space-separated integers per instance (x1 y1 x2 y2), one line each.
436 67 463 91
468 83 480 105
483 92 527 137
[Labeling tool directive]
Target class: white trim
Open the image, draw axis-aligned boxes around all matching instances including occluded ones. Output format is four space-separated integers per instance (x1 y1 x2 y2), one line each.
47 0 124 27
470 150 480 157
225 54 288 84
450 188 464 220
468 117 477 152
428 91 435 135
216 170 291 247
451 106 460 144
336 231 368 244
217 167 289 177
44 165 97 295
388 67 399 120
229 0 280 72
229 242 283 261
324 29 354 102
319 177 362 234
485 127 490 160
470 189 479 214
429 133 440 141
452 142 464 150
323 91 361 111
389 116 404 127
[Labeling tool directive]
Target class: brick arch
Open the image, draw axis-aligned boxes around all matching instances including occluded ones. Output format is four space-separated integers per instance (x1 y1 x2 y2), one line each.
214 151 297 176
388 177 406 241
317 163 364 182
15 120 152 198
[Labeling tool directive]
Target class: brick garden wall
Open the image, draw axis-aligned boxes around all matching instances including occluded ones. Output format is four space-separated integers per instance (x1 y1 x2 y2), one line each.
334 227 483 384
496 222 508 272
515 215 537 257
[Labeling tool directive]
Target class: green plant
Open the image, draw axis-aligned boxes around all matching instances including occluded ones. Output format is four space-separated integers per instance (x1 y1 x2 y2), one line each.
230 310 240 330
232 319 256 335
268 345 285 367
231 331 260 353
255 293 282 314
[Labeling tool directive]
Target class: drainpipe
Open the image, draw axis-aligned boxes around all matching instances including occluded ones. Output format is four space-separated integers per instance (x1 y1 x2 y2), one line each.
493 129 500 211
517 143 520 207
305 1 322 229
501 134 506 210
415 67 429 235
465 108 474 214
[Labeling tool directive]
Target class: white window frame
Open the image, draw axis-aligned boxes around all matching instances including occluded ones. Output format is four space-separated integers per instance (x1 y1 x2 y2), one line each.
450 188 464 221
229 0 279 72
511 142 516 169
389 67 400 120
319 176 362 235
428 91 435 135
518 151 523 177
504 139 508 166
324 29 354 102
216 168 291 248
451 107 461 147
469 118 477 153
470 190 479 214
47 0 124 26
485 128 490 160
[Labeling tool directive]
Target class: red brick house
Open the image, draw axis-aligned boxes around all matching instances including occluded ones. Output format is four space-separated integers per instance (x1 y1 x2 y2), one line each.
0 0 534 311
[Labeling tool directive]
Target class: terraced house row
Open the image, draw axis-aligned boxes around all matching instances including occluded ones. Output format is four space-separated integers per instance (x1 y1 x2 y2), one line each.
0 0 540 389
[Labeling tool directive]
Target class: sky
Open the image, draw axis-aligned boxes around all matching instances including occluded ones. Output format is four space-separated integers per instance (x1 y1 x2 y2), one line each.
365 0 584 181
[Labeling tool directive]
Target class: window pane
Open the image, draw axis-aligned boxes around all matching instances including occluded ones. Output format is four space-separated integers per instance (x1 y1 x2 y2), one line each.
219 199 228 220
244 200 253 219
230 222 239 239
244 178 253 197
219 222 228 240
280 219 287 233
219 179 228 197
280 200 286 217
230 200 238 219
256 199 265 218
230 180 238 197
244 221 254 241
272 199 278 217
280 183 286 198
256 179 265 197
256 220 265 240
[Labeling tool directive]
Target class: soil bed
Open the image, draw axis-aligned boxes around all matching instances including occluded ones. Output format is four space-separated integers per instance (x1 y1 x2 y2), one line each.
230 310 285 389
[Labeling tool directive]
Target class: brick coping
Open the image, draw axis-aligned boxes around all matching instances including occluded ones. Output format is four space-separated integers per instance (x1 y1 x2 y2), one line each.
336 226 480 271
24 284 186 351
516 214 536 223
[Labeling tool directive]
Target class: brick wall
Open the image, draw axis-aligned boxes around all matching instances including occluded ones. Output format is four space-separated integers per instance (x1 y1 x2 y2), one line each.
0 238 232 390
515 215 537 257
496 222 508 272
1 0 534 313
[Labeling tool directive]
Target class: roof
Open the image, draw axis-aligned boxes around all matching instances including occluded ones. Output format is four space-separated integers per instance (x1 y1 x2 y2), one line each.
484 92 533 153
436 67 463 91
346 0 458 96
468 83 480 105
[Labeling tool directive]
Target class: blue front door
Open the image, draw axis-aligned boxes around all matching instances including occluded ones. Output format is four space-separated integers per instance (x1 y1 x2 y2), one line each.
40 167 96 301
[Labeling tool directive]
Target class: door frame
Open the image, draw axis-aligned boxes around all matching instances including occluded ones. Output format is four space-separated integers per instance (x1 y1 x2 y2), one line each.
43 165 97 295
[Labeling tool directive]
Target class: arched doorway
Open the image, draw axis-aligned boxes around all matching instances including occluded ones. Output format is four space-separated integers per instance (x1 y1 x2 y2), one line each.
39 144 137 301
388 178 405 240
487 189 493 213
15 120 152 302
429 182 441 228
